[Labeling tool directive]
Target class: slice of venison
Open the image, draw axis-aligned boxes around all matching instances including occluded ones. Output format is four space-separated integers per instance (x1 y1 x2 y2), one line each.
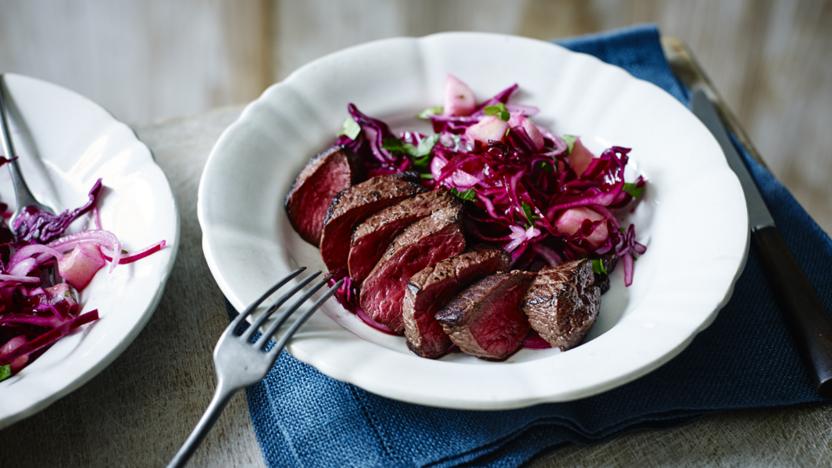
359 205 466 334
319 174 421 273
348 190 457 284
521 259 600 350
285 146 358 245
435 271 533 360
403 249 510 358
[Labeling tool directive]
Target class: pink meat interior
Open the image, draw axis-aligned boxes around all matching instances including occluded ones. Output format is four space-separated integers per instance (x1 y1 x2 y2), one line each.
287 156 350 245
349 217 415 284
321 197 410 273
468 281 531 359
361 226 465 333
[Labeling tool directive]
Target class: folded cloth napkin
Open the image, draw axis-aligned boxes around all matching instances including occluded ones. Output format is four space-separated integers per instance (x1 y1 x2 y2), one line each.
238 25 832 467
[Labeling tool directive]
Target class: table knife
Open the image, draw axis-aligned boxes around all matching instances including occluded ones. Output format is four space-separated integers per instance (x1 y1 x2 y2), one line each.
691 89 832 397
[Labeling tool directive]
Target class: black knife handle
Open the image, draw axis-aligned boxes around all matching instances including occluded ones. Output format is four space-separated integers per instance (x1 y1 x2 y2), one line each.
753 226 832 397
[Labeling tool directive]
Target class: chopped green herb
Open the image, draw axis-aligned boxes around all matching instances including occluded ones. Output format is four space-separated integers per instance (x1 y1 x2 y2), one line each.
591 258 608 275
0 364 11 382
483 103 510 121
451 188 476 202
623 182 645 198
521 202 538 226
337 117 361 140
382 136 406 152
412 134 439 158
383 134 438 169
419 172 434 180
539 161 552 172
418 105 444 119
562 134 577 154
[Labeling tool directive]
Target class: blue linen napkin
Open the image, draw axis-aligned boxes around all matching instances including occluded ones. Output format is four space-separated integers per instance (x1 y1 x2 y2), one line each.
238 25 832 467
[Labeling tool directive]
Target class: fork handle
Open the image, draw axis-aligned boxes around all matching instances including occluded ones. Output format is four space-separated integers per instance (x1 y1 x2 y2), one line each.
0 76 41 210
167 382 235 468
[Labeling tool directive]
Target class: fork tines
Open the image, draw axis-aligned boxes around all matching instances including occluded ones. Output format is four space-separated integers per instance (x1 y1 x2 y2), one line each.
229 267 342 352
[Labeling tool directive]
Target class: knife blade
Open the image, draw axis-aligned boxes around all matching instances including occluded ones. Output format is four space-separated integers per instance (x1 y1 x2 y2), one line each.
691 89 832 398
691 90 774 231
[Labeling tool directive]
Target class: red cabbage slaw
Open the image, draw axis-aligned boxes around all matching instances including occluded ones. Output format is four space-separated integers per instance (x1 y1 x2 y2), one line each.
335 75 646 303
0 165 165 382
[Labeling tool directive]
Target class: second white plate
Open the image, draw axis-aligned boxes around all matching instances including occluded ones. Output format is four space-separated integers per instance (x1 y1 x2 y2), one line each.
0 74 179 428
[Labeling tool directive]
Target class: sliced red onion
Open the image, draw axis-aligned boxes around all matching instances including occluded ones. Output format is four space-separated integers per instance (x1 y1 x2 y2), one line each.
355 307 396 335
506 104 540 116
0 310 99 366
101 240 167 265
10 244 64 267
0 274 40 284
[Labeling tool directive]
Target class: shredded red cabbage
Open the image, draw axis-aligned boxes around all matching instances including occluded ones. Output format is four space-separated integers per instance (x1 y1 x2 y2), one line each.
335 76 647 294
13 179 103 243
0 179 166 381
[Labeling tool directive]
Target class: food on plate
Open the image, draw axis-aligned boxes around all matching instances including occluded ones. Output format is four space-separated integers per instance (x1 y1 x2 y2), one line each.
435 271 534 360
319 174 421 274
0 173 166 381
403 248 510 358
522 259 600 350
285 146 360 245
359 204 466 333
285 76 647 360
349 189 458 284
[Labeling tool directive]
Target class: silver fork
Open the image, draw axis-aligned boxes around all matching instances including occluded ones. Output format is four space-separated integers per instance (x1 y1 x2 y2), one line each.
0 74 54 224
167 267 342 468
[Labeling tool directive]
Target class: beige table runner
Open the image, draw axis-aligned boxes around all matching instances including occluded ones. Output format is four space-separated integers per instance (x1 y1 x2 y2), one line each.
1 108 828 467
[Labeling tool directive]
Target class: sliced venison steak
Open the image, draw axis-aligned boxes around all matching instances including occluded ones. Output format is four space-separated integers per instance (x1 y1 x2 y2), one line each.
285 146 358 245
521 259 600 350
319 174 421 273
403 249 510 358
360 205 466 334
348 190 457 284
435 271 533 360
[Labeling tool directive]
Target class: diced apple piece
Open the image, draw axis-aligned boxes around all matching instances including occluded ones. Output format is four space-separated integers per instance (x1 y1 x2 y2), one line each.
465 116 508 144
444 75 476 116
58 244 106 291
509 114 544 150
556 207 609 248
569 138 595 176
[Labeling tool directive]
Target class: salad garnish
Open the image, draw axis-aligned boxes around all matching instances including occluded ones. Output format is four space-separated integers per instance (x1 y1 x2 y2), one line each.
334 76 646 287
0 164 166 382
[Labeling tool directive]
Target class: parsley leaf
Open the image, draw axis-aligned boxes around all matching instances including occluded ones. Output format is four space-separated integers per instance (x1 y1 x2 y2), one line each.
521 202 538 226
562 134 577 154
337 117 361 140
0 364 11 382
483 103 510 121
451 188 476 202
591 258 608 275
381 136 406 152
412 134 439 158
418 106 444 119
623 182 645 198
383 134 439 169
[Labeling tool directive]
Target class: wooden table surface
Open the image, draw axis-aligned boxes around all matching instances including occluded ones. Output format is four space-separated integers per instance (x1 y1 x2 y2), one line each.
1 106 829 467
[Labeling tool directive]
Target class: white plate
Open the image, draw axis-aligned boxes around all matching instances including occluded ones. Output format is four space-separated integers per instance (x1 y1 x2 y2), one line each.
0 74 179 428
198 33 748 410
